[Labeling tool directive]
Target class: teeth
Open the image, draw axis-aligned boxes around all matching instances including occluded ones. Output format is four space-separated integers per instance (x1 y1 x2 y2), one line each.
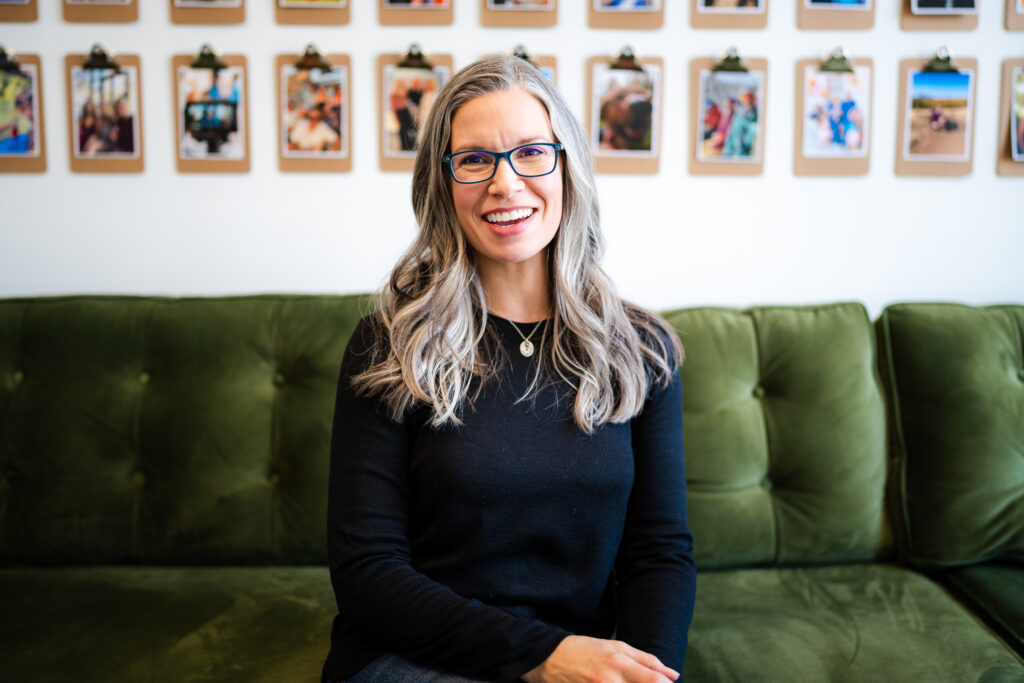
485 208 535 224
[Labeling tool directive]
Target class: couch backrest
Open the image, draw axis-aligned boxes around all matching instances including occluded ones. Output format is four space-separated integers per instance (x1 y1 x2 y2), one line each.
0 295 369 564
664 303 891 569
876 303 1024 569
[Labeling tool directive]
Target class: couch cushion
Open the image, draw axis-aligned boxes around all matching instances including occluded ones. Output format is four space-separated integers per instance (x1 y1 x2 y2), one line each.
0 294 370 565
685 564 1024 682
876 303 1024 568
0 566 334 683
942 563 1024 660
662 303 889 569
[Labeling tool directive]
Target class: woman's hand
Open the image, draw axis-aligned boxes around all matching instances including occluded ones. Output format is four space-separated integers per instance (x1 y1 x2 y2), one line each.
521 635 680 683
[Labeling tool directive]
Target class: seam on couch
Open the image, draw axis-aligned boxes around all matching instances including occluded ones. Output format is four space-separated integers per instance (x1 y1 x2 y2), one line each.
879 309 914 566
130 303 156 562
749 309 780 565
268 300 284 561
940 571 1024 663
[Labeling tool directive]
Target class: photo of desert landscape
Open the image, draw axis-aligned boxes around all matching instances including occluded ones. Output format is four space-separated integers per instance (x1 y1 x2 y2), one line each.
904 69 972 160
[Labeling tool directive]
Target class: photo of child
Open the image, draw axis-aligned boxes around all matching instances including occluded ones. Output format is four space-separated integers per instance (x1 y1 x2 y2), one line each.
698 69 763 162
0 64 39 156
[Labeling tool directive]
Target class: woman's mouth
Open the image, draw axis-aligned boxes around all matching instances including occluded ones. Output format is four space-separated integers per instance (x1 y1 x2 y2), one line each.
483 207 536 229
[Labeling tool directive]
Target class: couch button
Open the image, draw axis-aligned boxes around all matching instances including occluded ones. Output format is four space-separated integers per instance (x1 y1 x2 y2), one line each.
753 385 765 398
139 371 150 385
761 475 773 491
131 471 146 486
11 370 24 386
273 372 285 387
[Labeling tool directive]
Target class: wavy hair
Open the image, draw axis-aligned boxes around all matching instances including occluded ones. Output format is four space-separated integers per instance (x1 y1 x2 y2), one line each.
352 54 683 434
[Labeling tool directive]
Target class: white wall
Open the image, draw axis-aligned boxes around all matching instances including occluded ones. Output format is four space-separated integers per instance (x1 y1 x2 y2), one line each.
1 0 1020 317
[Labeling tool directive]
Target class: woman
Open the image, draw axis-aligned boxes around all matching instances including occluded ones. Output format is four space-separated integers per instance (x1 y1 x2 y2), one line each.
323 55 695 683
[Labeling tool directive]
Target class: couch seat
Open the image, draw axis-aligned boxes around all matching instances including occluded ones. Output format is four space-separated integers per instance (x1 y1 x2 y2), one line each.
943 563 1024 661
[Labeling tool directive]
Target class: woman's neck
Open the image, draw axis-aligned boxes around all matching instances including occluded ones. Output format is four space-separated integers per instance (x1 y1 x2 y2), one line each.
477 255 552 323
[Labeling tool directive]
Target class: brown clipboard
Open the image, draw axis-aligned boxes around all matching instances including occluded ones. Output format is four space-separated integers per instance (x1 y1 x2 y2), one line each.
64 0 137 23
172 54 250 173
797 0 874 30
377 51 453 172
1007 0 1024 30
379 0 453 26
532 55 557 85
900 0 977 31
170 0 245 25
276 53 352 173
0 0 37 22
793 57 873 177
996 58 1024 176
691 0 767 30
65 53 144 173
895 56 977 177
588 1 663 30
0 53 46 173
481 0 557 28
586 55 663 175
689 56 768 176
276 0 349 25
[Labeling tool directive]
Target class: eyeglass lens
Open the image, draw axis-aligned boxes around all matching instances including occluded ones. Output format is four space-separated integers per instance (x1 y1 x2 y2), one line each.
449 145 557 182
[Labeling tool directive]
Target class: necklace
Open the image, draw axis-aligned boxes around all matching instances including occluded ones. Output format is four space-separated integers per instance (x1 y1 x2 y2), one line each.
505 318 546 358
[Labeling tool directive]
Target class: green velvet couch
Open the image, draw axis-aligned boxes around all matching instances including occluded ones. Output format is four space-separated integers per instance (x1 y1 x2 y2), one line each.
0 295 1021 682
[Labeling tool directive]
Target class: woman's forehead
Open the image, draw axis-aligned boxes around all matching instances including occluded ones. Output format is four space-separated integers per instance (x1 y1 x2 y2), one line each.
450 88 553 151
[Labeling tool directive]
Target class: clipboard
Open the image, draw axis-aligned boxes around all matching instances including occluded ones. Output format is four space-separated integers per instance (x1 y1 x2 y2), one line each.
481 0 557 28
586 50 663 175
996 58 1024 176
1007 0 1024 30
65 48 144 173
64 0 138 23
378 47 452 172
0 0 37 23
588 0 663 30
510 46 558 86
689 52 768 176
276 48 352 173
797 0 874 30
793 52 873 176
172 48 250 173
895 51 977 177
170 0 245 25
380 0 453 26
276 0 349 25
691 0 767 30
0 51 46 173
901 0 977 31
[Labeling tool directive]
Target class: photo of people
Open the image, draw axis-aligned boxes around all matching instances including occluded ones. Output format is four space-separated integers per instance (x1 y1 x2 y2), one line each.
174 0 241 7
698 69 763 162
70 64 139 158
805 0 869 8
1012 67 1024 162
177 65 245 160
487 0 554 9
0 64 39 156
698 0 763 13
903 69 973 161
383 0 449 7
383 65 446 157
591 63 659 155
278 0 346 6
802 65 870 158
282 64 346 158
595 0 659 9
910 0 976 15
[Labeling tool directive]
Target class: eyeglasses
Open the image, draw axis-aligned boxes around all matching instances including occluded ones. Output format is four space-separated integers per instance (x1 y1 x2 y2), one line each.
443 142 564 184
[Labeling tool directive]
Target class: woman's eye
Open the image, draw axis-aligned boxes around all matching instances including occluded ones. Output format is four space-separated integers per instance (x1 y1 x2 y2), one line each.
460 153 490 165
517 146 543 157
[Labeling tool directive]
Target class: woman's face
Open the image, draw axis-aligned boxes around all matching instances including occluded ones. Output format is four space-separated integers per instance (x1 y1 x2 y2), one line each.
448 87 563 273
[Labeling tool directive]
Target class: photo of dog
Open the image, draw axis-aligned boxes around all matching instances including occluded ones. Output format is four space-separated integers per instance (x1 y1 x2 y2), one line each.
591 63 659 155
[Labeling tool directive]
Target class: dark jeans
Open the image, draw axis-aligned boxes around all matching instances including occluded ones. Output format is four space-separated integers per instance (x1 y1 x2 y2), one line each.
326 652 489 683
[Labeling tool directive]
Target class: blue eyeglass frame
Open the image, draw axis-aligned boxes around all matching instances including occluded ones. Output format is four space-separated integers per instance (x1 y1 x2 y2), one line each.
442 142 564 184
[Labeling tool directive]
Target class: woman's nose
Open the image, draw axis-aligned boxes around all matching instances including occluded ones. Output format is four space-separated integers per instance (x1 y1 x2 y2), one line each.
488 157 524 197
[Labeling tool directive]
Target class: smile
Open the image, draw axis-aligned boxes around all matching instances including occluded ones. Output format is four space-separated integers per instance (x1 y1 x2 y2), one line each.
483 208 536 227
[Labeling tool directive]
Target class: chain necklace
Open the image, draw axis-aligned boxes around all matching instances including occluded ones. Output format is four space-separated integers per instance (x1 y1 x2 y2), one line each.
506 318 546 358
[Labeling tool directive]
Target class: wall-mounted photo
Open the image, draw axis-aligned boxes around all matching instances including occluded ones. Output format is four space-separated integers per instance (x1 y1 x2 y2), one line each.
594 0 659 10
174 0 241 7
802 65 870 158
591 63 659 155
1011 67 1023 161
697 0 763 13
0 1 31 5
698 69 764 162
487 0 553 9
281 63 346 157
70 63 139 158
280 0 345 5
177 65 245 160
384 0 448 6
0 63 40 157
805 0 869 8
902 69 974 161
382 64 447 157
911 0 976 15
65 0 130 4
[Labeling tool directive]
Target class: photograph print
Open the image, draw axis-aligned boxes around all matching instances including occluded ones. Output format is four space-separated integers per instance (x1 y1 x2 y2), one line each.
802 65 870 158
595 0 659 10
0 63 40 156
382 64 447 157
698 68 764 162
805 0 869 8
70 63 139 158
903 68 973 161
65 0 131 4
282 63 346 157
0 1 31 5
697 0 763 13
486 0 554 9
910 0 976 15
1012 67 1024 162
383 0 449 7
591 63 659 155
278 0 346 6
177 65 245 160
174 0 242 7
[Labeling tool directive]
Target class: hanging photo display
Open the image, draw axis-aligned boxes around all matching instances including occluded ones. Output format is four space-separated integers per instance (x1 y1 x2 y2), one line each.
805 0 869 6
0 1 31 4
281 62 347 158
383 0 447 7
380 0 452 26
0 62 40 157
697 0 763 14
594 0 659 9
589 0 662 29
64 0 136 21
697 68 764 163
279 0 345 6
801 64 870 159
487 0 552 8
174 0 240 6
176 63 245 161
65 0 131 4
482 0 556 26
591 63 659 156
798 0 873 29
902 68 974 162
911 0 976 14
1011 67 1023 162
70 62 140 159
381 63 447 158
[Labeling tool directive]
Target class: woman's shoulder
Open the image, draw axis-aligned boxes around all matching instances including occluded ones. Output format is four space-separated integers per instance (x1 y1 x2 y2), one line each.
623 303 683 370
342 311 389 374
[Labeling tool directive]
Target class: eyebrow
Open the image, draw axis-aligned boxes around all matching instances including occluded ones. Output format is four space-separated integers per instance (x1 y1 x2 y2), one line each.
451 137 554 154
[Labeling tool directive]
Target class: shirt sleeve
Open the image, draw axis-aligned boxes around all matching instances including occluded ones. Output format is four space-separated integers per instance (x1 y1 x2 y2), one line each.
327 316 571 683
615 362 697 673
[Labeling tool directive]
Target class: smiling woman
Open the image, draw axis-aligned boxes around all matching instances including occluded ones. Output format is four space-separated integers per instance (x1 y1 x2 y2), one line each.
321 54 696 683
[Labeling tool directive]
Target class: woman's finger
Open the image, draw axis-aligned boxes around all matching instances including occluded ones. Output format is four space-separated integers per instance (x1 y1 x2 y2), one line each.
619 644 680 681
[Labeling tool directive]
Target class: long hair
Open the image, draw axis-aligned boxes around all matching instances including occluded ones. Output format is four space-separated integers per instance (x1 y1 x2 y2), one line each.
353 54 683 434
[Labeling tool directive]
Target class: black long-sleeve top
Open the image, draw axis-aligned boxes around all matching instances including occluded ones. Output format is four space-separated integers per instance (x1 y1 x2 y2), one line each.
322 313 696 682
